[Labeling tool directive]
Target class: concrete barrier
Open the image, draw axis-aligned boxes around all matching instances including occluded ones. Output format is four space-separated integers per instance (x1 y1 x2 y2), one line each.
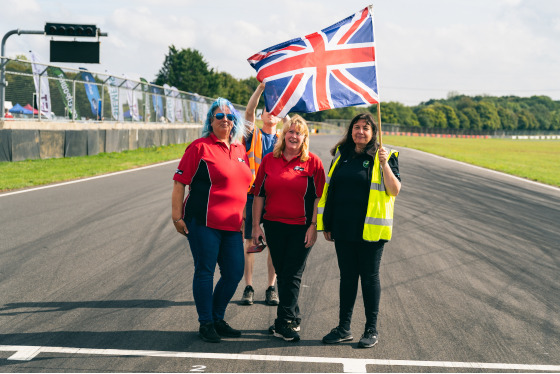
0 121 202 162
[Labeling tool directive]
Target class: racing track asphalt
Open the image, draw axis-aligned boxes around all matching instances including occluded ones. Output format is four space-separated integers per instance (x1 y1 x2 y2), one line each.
1 135 559 372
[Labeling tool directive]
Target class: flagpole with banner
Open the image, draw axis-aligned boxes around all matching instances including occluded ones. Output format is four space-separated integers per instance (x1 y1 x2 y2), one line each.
247 5 379 118
377 103 382 147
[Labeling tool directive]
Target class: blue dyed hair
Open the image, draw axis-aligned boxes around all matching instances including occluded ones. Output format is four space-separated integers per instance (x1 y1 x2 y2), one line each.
202 97 246 143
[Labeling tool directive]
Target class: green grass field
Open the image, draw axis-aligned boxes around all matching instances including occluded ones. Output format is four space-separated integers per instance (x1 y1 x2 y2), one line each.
0 144 188 191
383 135 560 187
1 136 558 192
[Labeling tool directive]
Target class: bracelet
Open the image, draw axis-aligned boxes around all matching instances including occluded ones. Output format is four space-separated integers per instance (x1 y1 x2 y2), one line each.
173 218 182 223
310 222 317 226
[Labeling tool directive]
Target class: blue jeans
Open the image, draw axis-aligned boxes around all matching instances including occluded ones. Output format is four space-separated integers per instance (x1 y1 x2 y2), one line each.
185 219 244 324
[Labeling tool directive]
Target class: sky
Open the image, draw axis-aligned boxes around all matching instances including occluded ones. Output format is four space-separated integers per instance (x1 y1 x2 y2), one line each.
2 0 560 106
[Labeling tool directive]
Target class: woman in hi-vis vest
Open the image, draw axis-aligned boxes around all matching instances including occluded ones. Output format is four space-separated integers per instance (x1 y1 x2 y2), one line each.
317 112 401 349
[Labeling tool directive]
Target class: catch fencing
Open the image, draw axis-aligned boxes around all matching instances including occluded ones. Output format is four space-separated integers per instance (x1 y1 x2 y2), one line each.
1 56 246 124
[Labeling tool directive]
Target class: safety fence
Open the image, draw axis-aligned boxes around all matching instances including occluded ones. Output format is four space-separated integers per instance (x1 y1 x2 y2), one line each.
324 120 560 140
0 57 346 162
1 56 246 123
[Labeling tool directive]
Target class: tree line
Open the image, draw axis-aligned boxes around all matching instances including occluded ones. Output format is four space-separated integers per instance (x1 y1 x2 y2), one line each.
155 46 560 132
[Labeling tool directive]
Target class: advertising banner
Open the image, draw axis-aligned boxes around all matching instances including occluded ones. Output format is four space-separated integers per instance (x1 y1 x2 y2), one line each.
48 66 78 119
163 84 175 122
151 85 164 122
29 51 52 118
106 71 120 121
140 78 151 122
123 74 139 121
79 68 102 119
172 86 184 122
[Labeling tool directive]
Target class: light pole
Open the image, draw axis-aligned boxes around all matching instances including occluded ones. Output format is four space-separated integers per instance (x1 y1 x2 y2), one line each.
1 24 107 120
1 29 44 119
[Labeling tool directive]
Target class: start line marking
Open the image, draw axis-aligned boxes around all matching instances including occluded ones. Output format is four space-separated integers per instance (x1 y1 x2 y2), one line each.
2 345 560 373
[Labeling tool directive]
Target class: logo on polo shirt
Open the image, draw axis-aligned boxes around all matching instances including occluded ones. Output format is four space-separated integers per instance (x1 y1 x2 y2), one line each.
175 169 183 175
294 166 305 171
237 157 246 163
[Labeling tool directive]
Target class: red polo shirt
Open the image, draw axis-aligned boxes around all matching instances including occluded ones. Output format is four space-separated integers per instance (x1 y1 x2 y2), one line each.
173 133 252 231
253 152 325 225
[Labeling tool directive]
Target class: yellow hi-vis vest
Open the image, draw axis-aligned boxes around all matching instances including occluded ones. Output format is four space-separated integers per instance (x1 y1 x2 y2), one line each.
246 127 279 193
317 147 399 242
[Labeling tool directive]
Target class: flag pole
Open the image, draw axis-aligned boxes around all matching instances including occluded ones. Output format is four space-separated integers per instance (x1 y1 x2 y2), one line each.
377 102 382 147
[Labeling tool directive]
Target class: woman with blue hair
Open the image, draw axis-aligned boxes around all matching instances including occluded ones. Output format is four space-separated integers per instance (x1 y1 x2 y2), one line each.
171 97 252 343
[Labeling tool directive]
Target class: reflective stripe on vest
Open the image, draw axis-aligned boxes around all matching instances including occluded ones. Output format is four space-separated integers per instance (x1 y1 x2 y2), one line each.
317 146 398 242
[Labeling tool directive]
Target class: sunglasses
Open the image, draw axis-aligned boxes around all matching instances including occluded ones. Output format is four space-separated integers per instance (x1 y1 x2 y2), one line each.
213 113 235 121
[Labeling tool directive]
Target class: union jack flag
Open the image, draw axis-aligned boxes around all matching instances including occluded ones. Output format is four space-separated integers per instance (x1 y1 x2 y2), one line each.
247 6 378 117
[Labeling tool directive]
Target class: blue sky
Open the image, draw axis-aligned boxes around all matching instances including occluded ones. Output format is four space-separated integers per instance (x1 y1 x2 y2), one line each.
2 0 560 105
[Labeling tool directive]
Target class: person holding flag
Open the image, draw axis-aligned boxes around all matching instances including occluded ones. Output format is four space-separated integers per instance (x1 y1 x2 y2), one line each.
317 113 401 348
240 82 290 307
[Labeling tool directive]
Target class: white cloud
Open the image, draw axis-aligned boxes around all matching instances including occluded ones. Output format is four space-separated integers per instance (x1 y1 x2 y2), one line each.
2 0 559 104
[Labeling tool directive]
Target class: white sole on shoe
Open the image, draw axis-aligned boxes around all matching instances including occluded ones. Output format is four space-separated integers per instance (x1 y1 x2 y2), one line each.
357 339 378 348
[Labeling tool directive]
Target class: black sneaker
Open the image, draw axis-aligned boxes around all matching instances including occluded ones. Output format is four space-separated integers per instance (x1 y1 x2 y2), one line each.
357 328 378 348
265 286 279 305
241 285 254 305
268 320 300 334
322 326 353 344
214 319 241 338
199 322 220 343
273 321 300 342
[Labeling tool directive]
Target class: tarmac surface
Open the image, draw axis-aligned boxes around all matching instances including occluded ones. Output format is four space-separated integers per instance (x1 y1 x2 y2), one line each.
1 134 559 372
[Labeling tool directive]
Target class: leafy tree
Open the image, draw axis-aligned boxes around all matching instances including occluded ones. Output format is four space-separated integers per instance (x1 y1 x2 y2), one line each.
434 103 460 129
515 108 538 130
497 106 517 131
475 101 501 130
376 102 419 127
457 110 470 129
550 111 560 131
460 107 481 130
415 106 446 128
155 46 214 96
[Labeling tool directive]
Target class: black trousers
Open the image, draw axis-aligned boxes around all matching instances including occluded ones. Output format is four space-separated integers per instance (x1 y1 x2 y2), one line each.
334 239 384 332
263 219 312 325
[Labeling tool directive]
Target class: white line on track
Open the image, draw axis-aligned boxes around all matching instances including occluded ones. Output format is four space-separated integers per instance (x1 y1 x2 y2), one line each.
1 345 559 373
0 159 181 198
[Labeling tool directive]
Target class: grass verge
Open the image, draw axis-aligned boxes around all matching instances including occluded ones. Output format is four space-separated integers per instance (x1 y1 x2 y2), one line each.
383 135 560 187
0 143 188 191
1 137 558 192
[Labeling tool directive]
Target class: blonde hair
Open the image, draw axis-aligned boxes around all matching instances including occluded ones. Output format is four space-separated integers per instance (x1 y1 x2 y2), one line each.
272 114 310 162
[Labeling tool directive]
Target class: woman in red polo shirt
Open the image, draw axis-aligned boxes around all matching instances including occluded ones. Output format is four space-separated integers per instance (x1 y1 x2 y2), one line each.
171 97 252 343
252 114 326 342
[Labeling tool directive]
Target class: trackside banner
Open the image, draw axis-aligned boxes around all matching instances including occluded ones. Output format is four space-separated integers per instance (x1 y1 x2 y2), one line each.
151 85 164 121
79 68 102 119
106 71 120 121
140 78 151 121
164 84 175 122
48 66 78 119
29 51 52 118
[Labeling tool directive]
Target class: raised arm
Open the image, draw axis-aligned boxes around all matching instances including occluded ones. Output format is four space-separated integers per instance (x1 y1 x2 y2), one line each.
245 82 266 123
